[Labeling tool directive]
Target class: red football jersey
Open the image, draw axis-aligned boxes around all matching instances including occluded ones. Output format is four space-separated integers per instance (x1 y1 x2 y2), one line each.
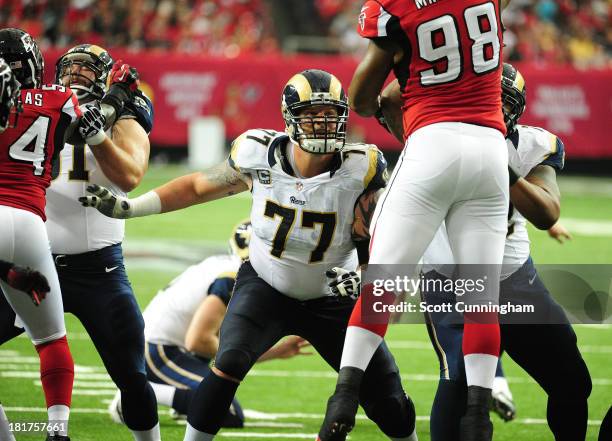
0 84 81 220
358 0 506 138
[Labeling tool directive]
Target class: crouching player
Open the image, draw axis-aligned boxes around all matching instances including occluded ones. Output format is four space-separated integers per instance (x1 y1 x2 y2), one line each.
110 221 311 427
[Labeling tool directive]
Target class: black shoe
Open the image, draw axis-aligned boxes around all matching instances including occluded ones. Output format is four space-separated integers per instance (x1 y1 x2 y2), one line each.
460 385 494 441
45 434 70 441
317 390 359 441
317 367 363 441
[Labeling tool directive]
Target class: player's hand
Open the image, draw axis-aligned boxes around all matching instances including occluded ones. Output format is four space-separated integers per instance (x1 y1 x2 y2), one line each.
101 60 140 116
272 336 312 359
78 106 106 146
78 184 134 219
6 266 49 306
547 221 572 244
108 60 140 92
326 267 361 300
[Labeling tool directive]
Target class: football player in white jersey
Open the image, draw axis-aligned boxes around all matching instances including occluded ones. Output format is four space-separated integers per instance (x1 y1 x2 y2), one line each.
80 69 418 441
129 221 310 426
416 64 591 441
0 44 160 441
50 45 161 441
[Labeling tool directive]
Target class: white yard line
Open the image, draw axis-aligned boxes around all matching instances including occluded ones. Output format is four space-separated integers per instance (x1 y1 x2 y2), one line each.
3 407 602 427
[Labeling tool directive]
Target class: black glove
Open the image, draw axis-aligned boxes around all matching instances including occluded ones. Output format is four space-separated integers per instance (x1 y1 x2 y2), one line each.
78 107 106 146
6 265 50 306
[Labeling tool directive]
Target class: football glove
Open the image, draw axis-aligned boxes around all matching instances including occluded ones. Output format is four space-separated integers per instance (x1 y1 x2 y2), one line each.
6 266 49 306
79 184 134 219
326 267 361 300
78 106 106 146
101 60 140 117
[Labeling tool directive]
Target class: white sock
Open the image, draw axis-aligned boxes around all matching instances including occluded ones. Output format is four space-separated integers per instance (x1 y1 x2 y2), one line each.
464 354 498 389
339 326 383 371
390 428 418 441
0 405 16 441
132 422 162 441
149 382 176 407
47 404 69 436
184 422 214 441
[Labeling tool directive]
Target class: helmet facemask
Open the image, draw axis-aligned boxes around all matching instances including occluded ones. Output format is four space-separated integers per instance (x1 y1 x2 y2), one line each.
501 64 526 134
0 61 22 133
56 48 112 104
281 69 349 154
284 98 348 154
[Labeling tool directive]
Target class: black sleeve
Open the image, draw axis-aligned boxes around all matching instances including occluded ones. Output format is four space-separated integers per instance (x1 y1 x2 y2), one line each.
207 277 235 306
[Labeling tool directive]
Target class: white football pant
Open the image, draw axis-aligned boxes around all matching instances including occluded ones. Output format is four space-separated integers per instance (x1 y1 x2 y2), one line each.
0 205 66 344
370 122 508 275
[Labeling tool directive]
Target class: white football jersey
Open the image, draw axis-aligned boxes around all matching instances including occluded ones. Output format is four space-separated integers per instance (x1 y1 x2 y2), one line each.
229 129 387 300
424 125 565 279
143 254 240 347
46 108 134 254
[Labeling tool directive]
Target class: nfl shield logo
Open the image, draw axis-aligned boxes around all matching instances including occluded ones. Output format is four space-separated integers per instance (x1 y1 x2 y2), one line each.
296 182 303 191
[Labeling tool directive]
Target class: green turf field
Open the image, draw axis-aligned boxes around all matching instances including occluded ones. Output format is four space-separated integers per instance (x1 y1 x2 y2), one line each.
1 167 611 440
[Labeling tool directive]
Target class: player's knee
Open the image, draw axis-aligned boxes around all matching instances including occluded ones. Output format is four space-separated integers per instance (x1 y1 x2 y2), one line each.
116 370 148 393
364 393 416 438
214 348 253 381
108 295 145 344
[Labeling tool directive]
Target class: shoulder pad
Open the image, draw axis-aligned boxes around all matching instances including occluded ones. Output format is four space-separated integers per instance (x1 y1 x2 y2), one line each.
119 90 154 134
541 134 565 171
228 129 283 173
342 143 388 191
511 125 564 175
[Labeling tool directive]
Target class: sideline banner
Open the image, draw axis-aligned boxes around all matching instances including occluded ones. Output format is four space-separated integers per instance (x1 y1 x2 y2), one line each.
44 50 612 157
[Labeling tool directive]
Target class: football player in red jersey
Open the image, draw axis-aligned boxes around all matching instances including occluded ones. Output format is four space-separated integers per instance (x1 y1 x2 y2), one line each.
319 2 511 441
0 28 104 441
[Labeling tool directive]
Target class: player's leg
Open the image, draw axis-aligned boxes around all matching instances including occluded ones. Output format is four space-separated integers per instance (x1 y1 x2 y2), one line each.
422 270 468 441
500 259 591 440
444 125 508 441
184 261 287 441
0 402 16 441
57 245 159 441
0 207 73 438
295 296 416 441
145 343 244 428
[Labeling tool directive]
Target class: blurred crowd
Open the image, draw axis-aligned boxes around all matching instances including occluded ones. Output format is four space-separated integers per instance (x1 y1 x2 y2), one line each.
1 0 610 67
316 0 612 68
0 0 279 56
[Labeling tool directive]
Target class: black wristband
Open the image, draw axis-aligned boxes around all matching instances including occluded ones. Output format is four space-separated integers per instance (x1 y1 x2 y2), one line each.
0 259 14 282
508 166 519 186
100 83 133 116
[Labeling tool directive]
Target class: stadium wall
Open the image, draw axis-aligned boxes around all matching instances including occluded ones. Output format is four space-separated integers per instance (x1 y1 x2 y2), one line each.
43 50 612 167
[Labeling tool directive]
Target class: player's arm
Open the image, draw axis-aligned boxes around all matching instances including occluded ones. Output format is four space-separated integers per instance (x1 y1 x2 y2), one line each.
511 164 560 230
184 295 227 359
352 188 384 265
378 79 404 143
257 336 312 362
349 38 399 116
89 118 150 192
79 160 250 218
